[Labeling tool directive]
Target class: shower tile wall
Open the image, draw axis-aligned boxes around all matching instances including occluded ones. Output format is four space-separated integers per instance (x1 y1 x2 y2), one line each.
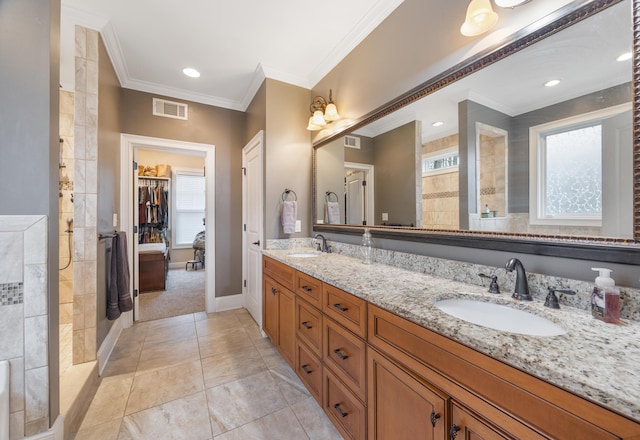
422 134 460 230
60 90 74 327
0 216 50 438
73 26 99 364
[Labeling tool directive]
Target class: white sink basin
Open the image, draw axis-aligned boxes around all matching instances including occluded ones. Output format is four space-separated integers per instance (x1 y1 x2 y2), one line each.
434 298 566 336
287 252 320 258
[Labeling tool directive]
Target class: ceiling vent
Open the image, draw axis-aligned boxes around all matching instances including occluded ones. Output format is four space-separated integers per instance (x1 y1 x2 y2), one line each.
153 98 188 120
344 135 361 149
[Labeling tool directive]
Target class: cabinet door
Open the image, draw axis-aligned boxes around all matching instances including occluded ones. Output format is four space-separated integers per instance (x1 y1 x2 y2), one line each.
278 287 296 367
263 276 280 343
449 402 514 440
296 298 323 357
368 348 447 440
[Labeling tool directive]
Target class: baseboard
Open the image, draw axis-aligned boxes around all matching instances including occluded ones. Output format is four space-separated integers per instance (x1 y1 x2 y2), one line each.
24 414 63 440
215 294 243 312
97 314 126 376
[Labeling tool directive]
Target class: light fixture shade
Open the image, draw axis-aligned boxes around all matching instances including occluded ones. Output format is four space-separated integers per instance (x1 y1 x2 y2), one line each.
311 110 327 127
324 103 340 122
306 116 322 131
494 0 530 7
460 0 498 37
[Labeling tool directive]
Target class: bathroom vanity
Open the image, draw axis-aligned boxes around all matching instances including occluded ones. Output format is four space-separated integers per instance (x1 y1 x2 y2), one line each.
262 250 640 440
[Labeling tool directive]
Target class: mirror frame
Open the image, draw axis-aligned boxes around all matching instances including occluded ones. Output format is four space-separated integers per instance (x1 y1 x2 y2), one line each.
312 0 640 265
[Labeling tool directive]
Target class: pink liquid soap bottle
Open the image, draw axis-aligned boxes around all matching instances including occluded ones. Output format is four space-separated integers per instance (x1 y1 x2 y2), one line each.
591 268 620 324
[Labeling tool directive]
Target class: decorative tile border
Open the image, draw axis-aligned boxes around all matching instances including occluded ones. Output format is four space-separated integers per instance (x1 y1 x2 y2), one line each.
479 186 496 196
0 282 24 305
423 190 459 199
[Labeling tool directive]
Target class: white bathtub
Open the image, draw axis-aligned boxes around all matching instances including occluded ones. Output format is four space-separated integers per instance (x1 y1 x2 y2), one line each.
0 360 9 440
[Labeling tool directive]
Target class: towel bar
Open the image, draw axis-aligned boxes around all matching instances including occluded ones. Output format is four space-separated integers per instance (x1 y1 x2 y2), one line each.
282 188 297 201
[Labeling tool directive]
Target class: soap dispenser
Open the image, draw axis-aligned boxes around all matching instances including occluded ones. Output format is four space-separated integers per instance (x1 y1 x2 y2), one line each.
361 228 373 265
591 268 620 324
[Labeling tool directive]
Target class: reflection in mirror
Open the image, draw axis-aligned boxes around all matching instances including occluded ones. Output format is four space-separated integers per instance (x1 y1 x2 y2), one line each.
314 0 633 239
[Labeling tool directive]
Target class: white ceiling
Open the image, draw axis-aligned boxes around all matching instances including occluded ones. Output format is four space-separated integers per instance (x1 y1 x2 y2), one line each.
60 0 404 111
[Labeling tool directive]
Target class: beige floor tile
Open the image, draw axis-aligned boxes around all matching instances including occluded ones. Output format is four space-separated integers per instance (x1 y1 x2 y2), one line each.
270 364 310 405
197 327 253 359
125 359 204 415
73 418 122 440
235 309 259 328
119 391 212 440
201 345 267 389
215 407 309 440
137 338 200 373
195 314 242 338
244 322 265 341
253 338 288 369
146 313 195 331
205 370 288 436
143 321 197 348
79 374 134 429
291 396 343 440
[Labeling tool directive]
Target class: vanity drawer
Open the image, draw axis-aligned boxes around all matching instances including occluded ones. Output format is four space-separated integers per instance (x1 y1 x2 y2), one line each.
322 283 367 338
324 366 366 440
263 256 295 290
295 272 322 309
295 339 322 404
324 318 367 401
296 298 322 357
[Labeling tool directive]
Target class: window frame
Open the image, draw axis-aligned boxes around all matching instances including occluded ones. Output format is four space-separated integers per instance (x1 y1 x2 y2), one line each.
528 103 630 227
171 167 206 249
421 147 460 176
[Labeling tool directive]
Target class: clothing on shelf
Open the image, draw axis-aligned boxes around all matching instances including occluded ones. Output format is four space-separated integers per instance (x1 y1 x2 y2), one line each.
138 177 169 244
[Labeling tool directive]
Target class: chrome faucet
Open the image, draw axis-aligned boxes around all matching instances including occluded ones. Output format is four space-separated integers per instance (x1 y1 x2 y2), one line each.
505 258 532 301
313 234 331 253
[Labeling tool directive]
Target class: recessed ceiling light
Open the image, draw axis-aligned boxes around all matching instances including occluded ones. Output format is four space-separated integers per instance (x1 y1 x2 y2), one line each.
616 52 632 62
544 79 560 87
182 67 200 78
432 121 444 127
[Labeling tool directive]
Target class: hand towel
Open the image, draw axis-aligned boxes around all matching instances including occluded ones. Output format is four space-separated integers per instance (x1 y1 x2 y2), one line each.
327 201 341 224
282 200 297 234
107 231 133 320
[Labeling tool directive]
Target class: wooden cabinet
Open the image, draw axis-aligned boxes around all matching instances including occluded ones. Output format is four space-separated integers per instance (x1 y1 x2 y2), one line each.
323 317 367 401
296 298 322 357
262 275 295 365
295 338 322 404
449 402 514 440
324 366 366 440
367 347 447 440
139 250 168 292
296 271 322 309
323 283 367 338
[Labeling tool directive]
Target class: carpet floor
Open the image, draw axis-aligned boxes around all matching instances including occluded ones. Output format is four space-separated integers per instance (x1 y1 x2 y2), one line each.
138 267 205 322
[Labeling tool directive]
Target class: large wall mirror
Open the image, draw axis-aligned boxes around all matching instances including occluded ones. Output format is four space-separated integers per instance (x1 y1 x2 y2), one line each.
313 0 640 264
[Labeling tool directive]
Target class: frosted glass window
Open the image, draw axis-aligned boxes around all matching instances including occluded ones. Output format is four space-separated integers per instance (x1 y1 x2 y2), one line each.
544 125 602 217
174 172 205 246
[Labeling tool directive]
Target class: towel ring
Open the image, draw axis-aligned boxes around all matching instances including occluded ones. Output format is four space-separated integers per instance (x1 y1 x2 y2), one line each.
282 189 297 202
325 191 339 203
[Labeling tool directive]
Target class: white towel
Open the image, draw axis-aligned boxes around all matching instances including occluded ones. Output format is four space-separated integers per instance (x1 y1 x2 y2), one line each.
282 201 297 234
327 201 340 224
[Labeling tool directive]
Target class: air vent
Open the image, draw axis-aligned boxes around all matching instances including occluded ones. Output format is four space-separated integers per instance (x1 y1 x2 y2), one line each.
344 135 361 149
153 98 188 120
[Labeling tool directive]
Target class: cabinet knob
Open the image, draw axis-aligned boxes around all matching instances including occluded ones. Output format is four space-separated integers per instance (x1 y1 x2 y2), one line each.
333 303 349 312
430 411 440 427
301 364 312 374
450 424 460 439
333 348 349 360
301 321 312 330
333 403 348 418
301 285 312 292
271 287 277 295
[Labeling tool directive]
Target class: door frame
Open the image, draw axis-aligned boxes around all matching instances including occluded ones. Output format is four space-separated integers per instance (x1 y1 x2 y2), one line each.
344 162 374 226
242 130 264 327
120 133 216 320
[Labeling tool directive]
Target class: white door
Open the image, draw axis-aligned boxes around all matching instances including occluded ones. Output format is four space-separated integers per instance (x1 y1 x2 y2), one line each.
242 131 264 326
132 152 140 321
346 171 364 225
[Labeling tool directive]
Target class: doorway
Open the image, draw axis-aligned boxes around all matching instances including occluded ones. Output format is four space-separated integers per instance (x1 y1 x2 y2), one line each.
121 134 216 320
344 162 374 226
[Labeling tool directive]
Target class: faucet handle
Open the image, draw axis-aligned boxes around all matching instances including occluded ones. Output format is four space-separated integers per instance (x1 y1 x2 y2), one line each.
478 273 500 294
544 287 576 309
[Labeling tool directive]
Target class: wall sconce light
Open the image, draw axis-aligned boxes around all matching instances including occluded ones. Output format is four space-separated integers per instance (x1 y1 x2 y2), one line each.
306 89 340 131
461 0 533 37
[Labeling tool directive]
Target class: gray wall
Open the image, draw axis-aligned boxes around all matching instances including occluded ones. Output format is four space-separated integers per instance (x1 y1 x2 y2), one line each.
97 37 121 348
0 0 61 424
372 121 420 226
316 138 345 223
120 89 245 298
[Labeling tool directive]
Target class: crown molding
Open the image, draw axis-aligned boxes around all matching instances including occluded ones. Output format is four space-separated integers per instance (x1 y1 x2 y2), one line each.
239 64 267 111
61 5 109 31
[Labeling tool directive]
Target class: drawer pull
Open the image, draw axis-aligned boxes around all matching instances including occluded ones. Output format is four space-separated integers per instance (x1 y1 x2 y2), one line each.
301 364 313 374
333 403 348 418
430 411 440 427
271 287 277 295
300 285 312 292
333 303 349 312
450 424 460 439
333 348 349 360
301 321 312 330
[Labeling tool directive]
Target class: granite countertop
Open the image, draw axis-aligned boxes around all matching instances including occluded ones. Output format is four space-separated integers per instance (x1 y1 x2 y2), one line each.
263 248 640 422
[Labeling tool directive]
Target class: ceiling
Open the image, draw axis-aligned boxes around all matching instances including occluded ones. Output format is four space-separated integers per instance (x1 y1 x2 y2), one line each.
60 0 404 111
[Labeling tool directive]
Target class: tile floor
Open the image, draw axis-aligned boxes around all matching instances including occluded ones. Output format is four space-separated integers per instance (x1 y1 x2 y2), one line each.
73 308 343 439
